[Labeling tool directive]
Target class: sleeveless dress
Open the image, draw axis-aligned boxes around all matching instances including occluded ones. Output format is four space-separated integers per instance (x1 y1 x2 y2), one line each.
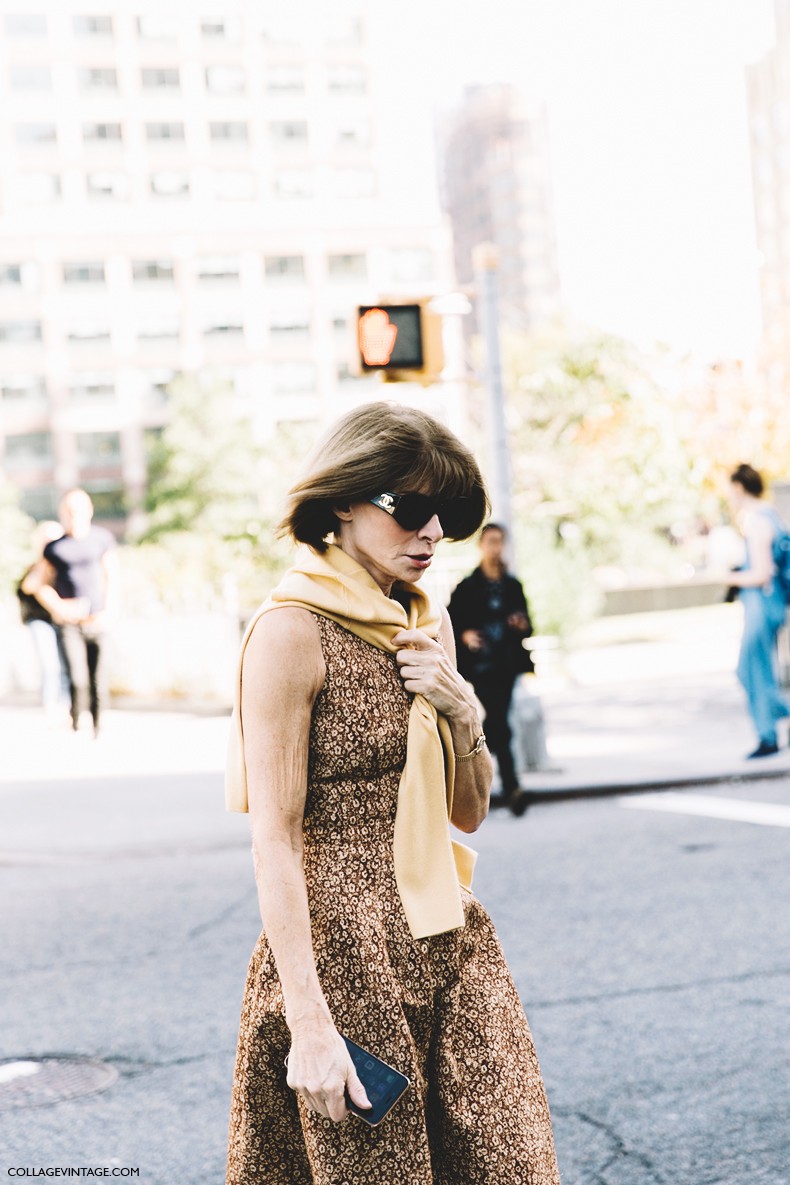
226 615 560 1185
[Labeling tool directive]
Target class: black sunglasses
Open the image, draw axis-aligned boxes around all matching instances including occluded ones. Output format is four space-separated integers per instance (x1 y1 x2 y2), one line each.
369 491 470 536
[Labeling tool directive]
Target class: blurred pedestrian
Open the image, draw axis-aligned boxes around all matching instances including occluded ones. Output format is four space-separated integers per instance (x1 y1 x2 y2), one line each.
16 520 69 722
447 522 534 815
22 489 119 737
725 463 790 758
225 403 560 1184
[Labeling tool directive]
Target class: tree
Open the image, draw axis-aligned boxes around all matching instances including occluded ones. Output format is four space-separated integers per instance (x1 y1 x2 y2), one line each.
0 482 36 598
500 326 703 634
129 378 303 613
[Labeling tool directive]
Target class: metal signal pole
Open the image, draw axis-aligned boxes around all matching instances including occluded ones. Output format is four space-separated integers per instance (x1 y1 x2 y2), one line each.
473 243 514 539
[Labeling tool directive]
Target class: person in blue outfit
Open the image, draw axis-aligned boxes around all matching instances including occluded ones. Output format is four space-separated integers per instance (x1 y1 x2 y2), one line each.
726 463 790 758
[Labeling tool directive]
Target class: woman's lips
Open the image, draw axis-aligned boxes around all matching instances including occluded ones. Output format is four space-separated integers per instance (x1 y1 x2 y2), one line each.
407 554 433 567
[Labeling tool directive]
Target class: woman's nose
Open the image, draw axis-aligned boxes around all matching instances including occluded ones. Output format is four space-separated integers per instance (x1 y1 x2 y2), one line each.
418 514 444 542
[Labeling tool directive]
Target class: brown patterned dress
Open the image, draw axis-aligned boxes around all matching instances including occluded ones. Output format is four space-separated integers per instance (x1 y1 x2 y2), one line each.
226 615 560 1185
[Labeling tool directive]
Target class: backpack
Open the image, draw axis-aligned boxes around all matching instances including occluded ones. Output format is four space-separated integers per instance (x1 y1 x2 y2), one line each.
772 524 790 603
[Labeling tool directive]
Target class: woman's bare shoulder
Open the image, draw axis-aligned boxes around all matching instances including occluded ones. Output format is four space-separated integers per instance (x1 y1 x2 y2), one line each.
242 607 325 697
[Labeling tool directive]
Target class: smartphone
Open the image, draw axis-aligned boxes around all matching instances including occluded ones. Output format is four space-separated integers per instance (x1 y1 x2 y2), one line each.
342 1035 411 1127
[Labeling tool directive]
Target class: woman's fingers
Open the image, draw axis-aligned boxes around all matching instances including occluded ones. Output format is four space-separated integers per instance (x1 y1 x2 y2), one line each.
345 1061 372 1112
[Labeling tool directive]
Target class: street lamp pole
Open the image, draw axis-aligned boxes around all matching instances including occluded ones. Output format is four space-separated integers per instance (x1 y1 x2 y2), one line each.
473 243 514 538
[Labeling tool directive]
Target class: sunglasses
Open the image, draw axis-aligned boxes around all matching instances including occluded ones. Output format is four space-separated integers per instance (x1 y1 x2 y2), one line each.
369 491 470 536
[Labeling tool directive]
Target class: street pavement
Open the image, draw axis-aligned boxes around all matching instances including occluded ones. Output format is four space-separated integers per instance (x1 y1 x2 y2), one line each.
3 608 790 1184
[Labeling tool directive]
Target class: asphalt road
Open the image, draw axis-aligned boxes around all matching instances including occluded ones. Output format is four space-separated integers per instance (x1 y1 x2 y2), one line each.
2 765 789 1185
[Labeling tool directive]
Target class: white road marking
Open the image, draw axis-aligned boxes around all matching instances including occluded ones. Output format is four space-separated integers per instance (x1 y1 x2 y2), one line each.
621 792 790 828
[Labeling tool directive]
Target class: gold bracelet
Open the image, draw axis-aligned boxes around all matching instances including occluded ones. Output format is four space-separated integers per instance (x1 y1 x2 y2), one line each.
455 732 487 762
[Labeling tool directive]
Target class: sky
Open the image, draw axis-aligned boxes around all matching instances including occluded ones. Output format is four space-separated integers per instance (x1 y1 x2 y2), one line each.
398 0 777 363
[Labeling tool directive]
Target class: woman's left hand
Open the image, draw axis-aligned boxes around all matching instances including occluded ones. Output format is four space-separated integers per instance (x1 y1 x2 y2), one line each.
393 628 469 718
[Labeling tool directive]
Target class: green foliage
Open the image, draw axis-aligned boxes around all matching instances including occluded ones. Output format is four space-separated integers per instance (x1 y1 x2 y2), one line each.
128 378 307 613
502 326 702 636
0 483 36 598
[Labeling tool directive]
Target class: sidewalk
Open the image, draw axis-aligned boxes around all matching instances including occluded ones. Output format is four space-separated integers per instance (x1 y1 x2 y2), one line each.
2 604 789 797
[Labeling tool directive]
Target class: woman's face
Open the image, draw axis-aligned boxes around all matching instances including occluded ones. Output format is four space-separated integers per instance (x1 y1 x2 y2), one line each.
334 499 443 594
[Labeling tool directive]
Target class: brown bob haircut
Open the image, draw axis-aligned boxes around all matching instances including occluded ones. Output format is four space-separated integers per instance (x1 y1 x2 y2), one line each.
279 401 490 551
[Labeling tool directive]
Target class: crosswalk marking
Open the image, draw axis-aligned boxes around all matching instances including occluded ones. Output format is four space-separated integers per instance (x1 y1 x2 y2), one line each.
620 792 790 828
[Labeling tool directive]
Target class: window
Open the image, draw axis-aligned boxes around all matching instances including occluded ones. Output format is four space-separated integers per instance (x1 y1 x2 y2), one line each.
201 17 241 42
209 121 248 144
0 320 42 343
83 122 123 143
332 315 348 335
78 67 117 91
205 65 245 94
265 255 305 281
275 171 313 199
20 488 57 518
0 264 23 287
76 431 121 467
86 172 130 200
69 375 115 399
327 253 367 279
132 259 174 283
150 171 190 197
63 262 105 284
266 66 304 95
14 123 57 147
270 120 308 147
5 14 47 36
137 15 176 41
334 120 371 151
67 324 112 345
141 67 180 90
269 315 310 341
203 321 244 339
197 255 240 282
144 368 179 405
73 15 113 36
272 362 315 393
18 174 60 203
4 431 52 468
82 485 126 518
327 65 367 95
9 67 52 90
145 121 185 143
1 376 47 403
210 172 255 200
138 317 180 342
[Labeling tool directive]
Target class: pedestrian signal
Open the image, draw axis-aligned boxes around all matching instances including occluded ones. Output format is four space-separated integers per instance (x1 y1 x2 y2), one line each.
357 304 424 372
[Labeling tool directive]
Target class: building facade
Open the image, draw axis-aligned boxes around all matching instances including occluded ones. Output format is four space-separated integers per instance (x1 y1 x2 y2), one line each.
438 83 560 334
746 0 790 390
0 2 454 524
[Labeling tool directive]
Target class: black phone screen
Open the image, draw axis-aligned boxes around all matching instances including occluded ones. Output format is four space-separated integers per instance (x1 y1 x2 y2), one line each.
342 1036 410 1126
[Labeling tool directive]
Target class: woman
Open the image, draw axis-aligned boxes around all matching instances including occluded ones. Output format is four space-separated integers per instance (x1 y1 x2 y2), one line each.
726 463 790 758
225 402 560 1184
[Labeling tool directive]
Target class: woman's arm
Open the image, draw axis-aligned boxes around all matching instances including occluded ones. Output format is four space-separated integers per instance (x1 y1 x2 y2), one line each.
393 605 493 833
727 514 775 589
21 559 84 624
242 607 369 1123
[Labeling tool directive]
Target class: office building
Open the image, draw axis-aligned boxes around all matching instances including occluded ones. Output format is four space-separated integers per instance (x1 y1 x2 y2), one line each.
438 83 560 333
0 3 453 522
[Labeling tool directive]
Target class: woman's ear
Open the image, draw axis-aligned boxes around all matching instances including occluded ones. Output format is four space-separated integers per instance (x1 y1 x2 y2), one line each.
332 502 352 523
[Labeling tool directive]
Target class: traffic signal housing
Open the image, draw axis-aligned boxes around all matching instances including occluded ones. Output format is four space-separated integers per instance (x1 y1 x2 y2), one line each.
356 300 444 384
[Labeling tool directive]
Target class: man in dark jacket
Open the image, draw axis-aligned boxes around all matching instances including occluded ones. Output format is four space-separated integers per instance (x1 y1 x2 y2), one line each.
447 523 534 816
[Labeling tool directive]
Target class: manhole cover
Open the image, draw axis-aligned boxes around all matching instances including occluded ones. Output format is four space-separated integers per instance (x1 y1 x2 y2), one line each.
0 1057 119 1110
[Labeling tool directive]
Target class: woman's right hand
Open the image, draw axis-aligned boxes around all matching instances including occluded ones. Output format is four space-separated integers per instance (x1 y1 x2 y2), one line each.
286 1021 371 1123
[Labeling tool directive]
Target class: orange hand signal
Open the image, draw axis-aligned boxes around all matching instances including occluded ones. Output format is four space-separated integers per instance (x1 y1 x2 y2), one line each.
359 308 398 366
